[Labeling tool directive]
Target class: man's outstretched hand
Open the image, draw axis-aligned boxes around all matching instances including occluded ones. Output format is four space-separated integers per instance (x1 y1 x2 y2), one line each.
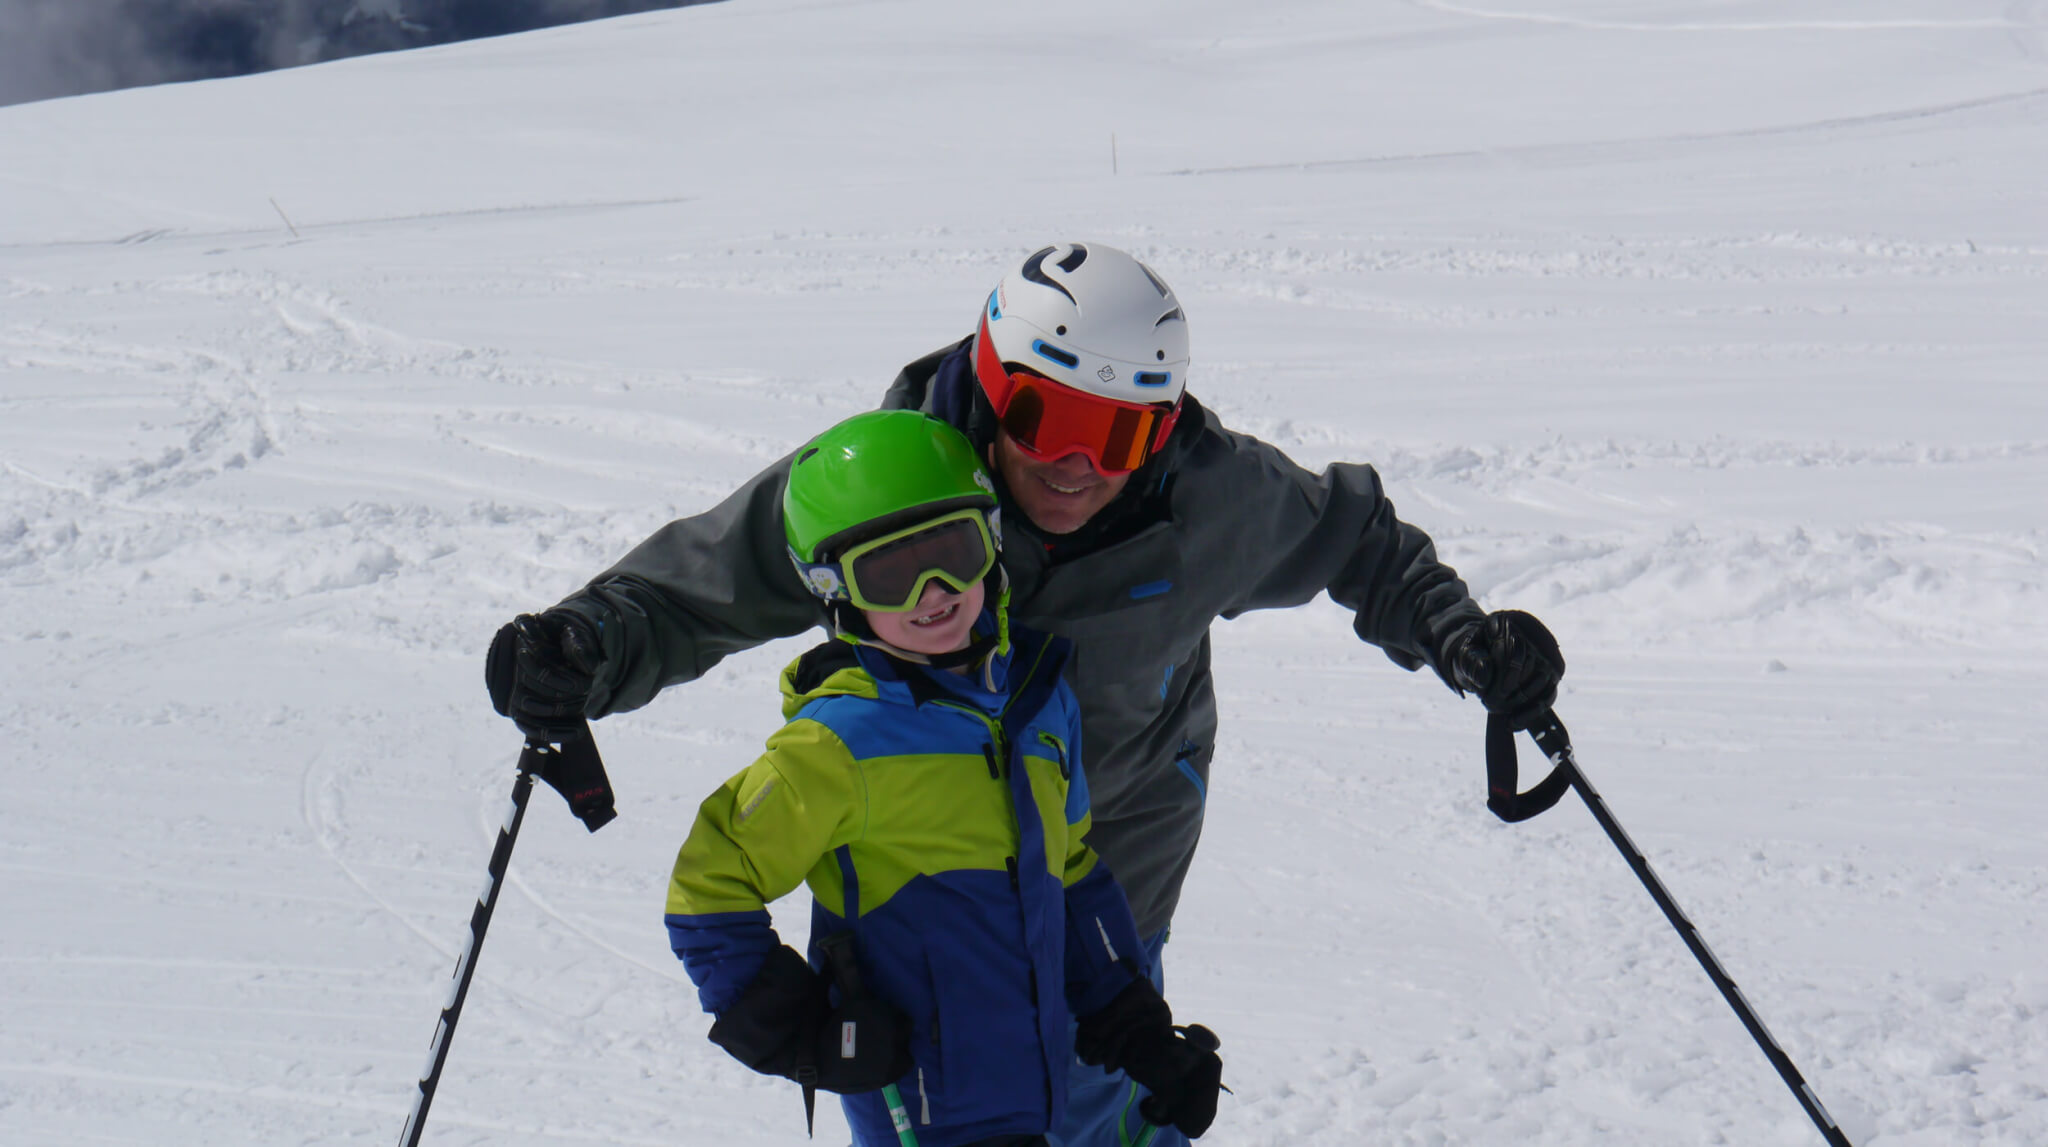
1446 610 1564 730
486 610 602 744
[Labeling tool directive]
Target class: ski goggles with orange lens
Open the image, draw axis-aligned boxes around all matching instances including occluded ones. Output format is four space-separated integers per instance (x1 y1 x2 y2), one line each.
793 509 998 613
982 369 1180 474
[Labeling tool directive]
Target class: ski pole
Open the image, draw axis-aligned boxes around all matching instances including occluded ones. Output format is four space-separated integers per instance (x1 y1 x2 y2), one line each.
880 1083 920 1147
396 738 550 1147
1486 710 1854 1147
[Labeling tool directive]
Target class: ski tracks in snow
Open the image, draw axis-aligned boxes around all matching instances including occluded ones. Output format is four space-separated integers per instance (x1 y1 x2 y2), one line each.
4 84 2045 1139
1184 637 2048 1144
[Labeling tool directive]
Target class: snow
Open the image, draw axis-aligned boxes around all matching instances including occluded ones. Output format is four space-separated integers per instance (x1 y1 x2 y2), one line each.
2 1 2045 1144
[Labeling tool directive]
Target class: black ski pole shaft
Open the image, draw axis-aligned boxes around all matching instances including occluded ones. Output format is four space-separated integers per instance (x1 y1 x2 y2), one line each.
396 744 544 1147
1526 717 1854 1147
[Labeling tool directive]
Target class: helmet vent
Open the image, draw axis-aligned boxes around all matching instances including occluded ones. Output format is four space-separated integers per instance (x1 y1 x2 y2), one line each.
1134 372 1173 388
1057 244 1089 273
1021 247 1077 304
1154 307 1183 327
797 447 820 465
1032 340 1080 369
1138 262 1171 297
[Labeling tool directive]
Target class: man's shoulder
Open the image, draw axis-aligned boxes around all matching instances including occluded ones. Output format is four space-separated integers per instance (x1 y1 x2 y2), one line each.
882 337 975 414
1169 395 1318 484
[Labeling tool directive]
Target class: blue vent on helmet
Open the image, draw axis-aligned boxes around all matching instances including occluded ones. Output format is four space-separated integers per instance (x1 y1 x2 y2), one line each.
1133 371 1173 388
1032 340 1079 369
987 290 1001 321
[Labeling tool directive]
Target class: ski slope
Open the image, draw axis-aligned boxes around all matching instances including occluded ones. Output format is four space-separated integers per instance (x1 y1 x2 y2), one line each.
3 1 2046 1144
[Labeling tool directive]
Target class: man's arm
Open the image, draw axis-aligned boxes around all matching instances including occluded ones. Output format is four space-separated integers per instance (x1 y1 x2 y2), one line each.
1197 418 1484 684
551 457 824 719
1052 691 1148 1016
1199 419 1564 721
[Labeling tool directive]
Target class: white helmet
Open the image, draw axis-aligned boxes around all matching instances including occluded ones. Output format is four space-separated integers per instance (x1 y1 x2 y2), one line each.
975 242 1191 406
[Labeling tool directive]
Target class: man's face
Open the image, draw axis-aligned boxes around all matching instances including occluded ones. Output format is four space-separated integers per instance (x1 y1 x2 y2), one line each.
990 430 1132 536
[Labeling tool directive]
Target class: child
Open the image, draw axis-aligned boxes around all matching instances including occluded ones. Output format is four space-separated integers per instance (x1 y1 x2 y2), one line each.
664 410 1223 1147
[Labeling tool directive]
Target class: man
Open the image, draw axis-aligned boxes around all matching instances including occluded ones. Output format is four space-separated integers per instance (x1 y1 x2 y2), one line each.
488 242 1565 1146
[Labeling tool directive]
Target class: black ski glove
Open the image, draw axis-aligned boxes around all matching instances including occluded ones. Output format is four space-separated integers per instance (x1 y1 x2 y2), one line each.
1076 976 1224 1138
1444 609 1565 731
707 944 913 1096
486 609 603 744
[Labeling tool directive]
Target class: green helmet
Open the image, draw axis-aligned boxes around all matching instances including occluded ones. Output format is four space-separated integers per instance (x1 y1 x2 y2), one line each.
785 411 1008 662
784 409 999 567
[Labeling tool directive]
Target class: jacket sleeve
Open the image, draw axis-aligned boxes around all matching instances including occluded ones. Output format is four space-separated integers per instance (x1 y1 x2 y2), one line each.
1056 689 1147 1017
553 456 825 719
665 719 864 1013
1203 418 1485 682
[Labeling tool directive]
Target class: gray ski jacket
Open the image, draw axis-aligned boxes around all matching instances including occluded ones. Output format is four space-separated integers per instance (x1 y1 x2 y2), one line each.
557 339 1485 937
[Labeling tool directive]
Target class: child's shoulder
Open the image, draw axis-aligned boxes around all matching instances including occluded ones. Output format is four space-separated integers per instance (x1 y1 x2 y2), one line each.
788 639 865 696
775 640 953 760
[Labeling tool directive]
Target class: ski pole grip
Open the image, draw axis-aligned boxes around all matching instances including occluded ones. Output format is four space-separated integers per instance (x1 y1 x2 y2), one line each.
1485 710 1574 823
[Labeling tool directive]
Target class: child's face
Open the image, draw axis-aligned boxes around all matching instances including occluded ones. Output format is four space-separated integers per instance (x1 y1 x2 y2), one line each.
862 577 986 656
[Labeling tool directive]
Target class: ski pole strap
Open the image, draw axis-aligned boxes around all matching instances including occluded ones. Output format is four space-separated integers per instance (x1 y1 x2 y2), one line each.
535 722 617 832
1485 710 1573 823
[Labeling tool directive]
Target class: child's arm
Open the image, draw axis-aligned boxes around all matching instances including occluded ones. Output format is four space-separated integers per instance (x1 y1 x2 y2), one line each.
665 719 862 1014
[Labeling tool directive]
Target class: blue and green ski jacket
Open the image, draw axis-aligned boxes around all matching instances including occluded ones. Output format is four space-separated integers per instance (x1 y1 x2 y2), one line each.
665 619 1146 1147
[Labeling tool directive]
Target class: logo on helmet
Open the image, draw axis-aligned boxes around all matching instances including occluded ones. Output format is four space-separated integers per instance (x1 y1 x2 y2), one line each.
1098 365 1117 383
973 470 994 494
805 567 844 599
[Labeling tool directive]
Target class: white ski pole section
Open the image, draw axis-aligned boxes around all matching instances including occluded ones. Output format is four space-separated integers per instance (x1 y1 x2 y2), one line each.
398 756 539 1147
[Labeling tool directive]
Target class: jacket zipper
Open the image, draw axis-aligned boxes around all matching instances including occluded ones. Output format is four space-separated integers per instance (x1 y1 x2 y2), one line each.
933 701 1042 1019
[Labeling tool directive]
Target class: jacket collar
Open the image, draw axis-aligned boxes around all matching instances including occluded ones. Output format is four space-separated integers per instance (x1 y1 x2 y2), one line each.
780 607 1016 717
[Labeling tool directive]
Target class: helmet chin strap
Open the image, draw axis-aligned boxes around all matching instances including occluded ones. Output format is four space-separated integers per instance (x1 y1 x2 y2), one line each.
827 571 1013 690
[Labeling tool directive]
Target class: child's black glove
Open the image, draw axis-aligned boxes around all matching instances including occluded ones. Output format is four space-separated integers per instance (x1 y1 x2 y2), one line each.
707 945 912 1095
1076 976 1224 1137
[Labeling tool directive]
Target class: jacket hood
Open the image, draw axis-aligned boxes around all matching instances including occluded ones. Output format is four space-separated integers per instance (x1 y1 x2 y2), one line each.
777 644 877 720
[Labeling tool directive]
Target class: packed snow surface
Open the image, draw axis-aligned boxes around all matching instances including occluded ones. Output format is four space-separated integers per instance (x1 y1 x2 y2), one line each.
3 1 2046 1144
